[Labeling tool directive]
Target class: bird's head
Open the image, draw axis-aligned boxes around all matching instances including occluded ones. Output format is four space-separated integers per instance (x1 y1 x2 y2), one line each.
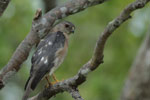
51 21 75 35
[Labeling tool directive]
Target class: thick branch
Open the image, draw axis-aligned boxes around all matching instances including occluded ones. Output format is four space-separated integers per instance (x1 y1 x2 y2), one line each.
0 0 107 89
121 30 150 99
0 0 10 16
28 0 150 100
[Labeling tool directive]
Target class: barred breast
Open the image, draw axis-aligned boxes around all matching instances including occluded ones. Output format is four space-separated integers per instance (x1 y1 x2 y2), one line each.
49 40 68 75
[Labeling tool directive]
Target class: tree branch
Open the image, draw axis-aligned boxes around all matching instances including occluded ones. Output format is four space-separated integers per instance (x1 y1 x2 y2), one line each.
27 0 150 100
68 88 84 100
0 0 10 16
0 0 107 89
121 29 150 100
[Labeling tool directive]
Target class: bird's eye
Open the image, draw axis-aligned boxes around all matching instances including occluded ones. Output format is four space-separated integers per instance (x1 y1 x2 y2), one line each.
65 24 69 28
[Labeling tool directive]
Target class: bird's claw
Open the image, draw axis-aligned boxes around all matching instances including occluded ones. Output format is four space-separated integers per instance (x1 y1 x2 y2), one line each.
51 79 64 85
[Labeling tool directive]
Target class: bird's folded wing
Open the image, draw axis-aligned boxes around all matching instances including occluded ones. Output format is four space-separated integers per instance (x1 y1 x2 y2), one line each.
25 31 66 90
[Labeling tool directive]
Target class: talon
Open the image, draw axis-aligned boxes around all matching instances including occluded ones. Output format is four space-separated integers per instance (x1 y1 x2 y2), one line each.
51 74 64 85
51 81 58 85
45 74 64 86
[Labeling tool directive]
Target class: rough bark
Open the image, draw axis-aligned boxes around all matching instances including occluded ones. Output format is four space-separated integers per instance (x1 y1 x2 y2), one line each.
121 31 150 100
0 0 10 16
69 88 84 100
0 0 107 89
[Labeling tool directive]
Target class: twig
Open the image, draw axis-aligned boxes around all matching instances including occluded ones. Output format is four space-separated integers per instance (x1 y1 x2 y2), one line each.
0 0 107 89
27 0 150 100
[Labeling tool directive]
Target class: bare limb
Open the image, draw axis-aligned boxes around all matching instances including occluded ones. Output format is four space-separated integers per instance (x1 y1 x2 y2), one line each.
28 0 150 100
121 30 150 99
0 9 42 89
0 0 10 16
68 88 84 100
0 0 107 89
91 0 150 70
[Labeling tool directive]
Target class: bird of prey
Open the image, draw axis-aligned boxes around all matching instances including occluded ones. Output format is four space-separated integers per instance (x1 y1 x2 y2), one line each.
22 21 75 100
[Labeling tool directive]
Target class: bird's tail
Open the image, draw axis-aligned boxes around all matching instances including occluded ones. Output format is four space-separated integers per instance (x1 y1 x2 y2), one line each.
22 87 32 100
22 77 33 100
24 76 31 90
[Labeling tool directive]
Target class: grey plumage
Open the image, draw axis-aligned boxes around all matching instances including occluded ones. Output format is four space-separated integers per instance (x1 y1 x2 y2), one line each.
22 21 75 100
25 31 65 90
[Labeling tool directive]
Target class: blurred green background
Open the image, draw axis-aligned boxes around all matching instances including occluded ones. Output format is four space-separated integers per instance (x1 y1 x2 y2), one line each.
0 0 150 100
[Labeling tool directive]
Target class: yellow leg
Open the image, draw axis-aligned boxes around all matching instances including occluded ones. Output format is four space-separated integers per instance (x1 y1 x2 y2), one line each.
51 74 64 85
45 75 52 88
52 74 59 82
45 74 63 86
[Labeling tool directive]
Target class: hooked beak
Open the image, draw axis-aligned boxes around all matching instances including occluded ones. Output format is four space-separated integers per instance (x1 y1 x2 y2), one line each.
71 30 74 33
71 27 75 33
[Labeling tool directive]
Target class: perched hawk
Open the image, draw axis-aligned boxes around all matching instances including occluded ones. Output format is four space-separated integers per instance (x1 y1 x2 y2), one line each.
22 21 75 100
